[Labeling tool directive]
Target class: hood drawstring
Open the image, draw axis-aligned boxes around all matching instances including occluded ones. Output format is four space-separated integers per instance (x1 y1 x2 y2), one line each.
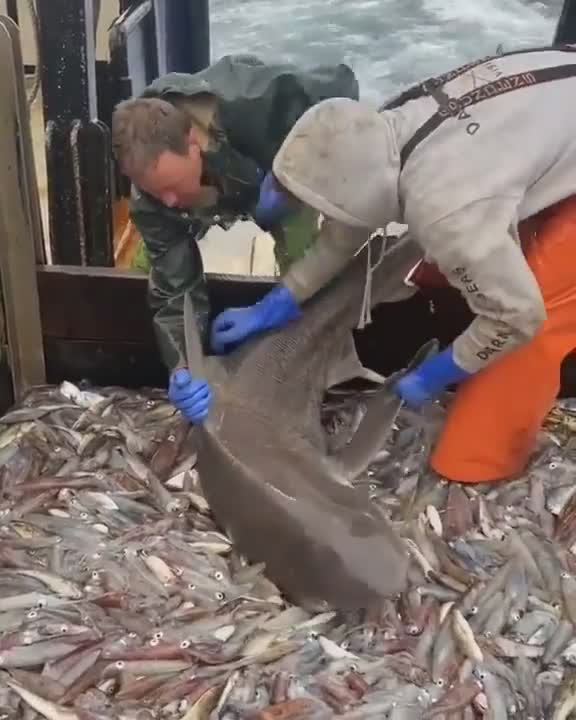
357 230 389 330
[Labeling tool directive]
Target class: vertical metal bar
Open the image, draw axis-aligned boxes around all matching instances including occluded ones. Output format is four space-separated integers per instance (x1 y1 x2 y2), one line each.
555 0 576 44
0 16 46 265
164 0 210 74
0 21 46 398
37 0 98 265
6 0 18 24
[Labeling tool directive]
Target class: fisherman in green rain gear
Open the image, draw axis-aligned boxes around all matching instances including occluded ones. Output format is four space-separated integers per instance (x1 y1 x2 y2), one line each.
111 54 358 423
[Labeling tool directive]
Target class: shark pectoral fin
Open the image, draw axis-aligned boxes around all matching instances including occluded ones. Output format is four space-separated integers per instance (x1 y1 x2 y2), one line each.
326 333 386 389
333 382 403 482
332 338 441 482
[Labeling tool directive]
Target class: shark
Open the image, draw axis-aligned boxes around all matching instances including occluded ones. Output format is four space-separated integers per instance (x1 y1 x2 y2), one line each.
184 231 437 611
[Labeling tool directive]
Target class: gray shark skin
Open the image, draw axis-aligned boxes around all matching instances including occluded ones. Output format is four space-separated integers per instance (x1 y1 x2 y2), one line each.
184 233 438 611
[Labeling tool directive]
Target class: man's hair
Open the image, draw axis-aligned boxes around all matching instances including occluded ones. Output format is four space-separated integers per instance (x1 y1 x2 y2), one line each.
111 97 192 178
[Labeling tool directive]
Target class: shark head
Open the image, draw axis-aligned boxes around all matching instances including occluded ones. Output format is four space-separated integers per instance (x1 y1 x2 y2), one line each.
184 232 436 610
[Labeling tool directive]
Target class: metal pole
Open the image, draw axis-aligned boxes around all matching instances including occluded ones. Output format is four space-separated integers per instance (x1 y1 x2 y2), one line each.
164 0 210 74
37 0 113 267
6 0 18 24
555 0 576 44
37 0 97 265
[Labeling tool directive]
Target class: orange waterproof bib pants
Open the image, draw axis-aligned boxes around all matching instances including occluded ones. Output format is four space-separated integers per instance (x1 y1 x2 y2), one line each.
415 196 576 484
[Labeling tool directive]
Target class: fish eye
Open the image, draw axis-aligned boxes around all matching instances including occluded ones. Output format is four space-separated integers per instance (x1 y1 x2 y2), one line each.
549 462 558 470
150 638 159 646
180 640 191 649
436 679 444 687
168 434 176 442
215 592 225 601
468 606 478 616
36 599 47 608
341 640 350 650
60 625 68 633
174 567 183 577
511 612 521 623
407 624 419 635
214 571 224 581
188 584 196 590
80 512 89 520
91 571 100 579
27 610 38 619
561 572 570 579
115 661 125 669
349 663 358 672
95 472 104 480
153 631 163 640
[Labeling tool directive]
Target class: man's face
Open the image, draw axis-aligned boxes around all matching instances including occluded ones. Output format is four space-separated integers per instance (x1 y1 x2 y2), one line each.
136 131 204 209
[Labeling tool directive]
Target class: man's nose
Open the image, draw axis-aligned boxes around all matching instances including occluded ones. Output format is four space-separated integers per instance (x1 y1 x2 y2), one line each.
162 192 178 208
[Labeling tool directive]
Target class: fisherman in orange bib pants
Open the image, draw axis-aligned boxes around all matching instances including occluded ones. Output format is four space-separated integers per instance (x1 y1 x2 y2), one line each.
196 46 576 485
411 197 576 483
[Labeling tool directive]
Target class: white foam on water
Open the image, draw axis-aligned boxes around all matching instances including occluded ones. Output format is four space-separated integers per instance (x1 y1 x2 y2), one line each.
210 0 563 102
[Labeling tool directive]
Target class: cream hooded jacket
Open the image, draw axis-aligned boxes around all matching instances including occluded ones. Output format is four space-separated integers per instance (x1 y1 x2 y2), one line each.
274 46 576 374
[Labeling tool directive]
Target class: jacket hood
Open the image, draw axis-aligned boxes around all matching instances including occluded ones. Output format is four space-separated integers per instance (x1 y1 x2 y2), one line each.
272 98 401 228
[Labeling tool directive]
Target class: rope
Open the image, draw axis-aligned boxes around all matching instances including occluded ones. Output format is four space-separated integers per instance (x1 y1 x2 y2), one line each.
357 230 388 330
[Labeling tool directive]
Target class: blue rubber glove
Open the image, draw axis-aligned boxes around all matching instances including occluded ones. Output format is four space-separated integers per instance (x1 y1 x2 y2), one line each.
211 284 301 354
168 368 212 424
394 345 471 409
253 171 293 230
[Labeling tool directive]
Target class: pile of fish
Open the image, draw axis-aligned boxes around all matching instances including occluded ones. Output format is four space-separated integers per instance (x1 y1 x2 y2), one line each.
3 378 576 720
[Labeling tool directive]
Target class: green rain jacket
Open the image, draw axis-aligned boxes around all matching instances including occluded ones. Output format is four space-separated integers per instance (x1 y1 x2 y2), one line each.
129 54 359 371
